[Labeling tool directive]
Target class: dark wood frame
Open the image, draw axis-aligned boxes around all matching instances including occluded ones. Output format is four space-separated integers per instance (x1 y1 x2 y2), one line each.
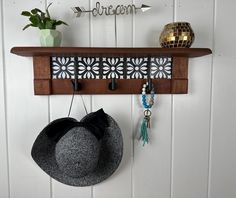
11 47 212 95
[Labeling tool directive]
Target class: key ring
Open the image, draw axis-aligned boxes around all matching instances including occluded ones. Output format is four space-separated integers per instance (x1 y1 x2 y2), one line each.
139 82 155 146
144 109 152 117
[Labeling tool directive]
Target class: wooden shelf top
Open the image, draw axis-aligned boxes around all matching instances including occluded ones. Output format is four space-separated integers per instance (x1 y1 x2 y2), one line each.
11 47 212 58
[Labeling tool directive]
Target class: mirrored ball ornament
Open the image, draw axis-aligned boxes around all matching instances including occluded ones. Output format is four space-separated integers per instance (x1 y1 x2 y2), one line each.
159 22 195 48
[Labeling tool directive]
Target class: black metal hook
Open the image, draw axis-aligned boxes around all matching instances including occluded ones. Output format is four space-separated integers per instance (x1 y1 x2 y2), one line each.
71 79 81 91
146 57 152 93
146 78 153 93
108 78 117 91
71 57 81 92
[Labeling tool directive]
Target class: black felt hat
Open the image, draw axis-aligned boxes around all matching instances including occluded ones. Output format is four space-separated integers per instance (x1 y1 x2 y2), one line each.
31 109 123 186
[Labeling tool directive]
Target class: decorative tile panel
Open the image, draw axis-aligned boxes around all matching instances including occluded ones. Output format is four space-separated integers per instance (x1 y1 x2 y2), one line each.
51 57 75 79
102 57 124 79
126 57 148 79
150 57 172 79
51 56 172 79
77 57 100 79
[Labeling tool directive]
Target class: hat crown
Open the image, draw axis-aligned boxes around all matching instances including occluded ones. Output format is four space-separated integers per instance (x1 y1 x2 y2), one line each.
55 127 100 178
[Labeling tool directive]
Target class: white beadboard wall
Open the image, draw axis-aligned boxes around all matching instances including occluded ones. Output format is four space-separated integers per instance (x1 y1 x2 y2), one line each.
0 0 236 198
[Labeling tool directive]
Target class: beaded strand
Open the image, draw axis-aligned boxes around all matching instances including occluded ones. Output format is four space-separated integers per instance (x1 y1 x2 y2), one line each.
141 82 155 109
139 82 155 146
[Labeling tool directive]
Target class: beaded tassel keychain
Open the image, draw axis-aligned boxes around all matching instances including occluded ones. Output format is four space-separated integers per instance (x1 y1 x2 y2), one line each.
140 82 155 146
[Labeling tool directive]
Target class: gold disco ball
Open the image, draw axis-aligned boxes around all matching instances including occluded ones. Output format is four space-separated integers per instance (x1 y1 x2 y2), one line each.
159 22 195 48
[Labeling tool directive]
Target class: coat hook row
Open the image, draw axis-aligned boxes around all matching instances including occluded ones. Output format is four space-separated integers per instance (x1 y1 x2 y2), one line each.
70 78 157 93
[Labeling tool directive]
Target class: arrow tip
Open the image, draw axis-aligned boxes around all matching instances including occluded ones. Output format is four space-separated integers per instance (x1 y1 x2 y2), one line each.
141 4 151 12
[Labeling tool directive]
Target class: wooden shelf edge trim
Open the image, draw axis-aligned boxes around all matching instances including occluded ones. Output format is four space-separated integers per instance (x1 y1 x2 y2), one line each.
11 47 212 58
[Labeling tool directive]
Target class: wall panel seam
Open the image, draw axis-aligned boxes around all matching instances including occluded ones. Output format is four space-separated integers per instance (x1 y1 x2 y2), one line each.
170 1 176 198
207 0 217 198
131 1 135 198
170 96 174 198
49 96 52 198
89 0 93 48
44 1 53 198
131 95 134 198
50 177 53 198
90 1 93 198
173 0 177 22
1 0 10 197
132 0 135 47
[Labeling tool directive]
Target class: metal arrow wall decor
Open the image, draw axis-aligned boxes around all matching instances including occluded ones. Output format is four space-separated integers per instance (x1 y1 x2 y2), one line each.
72 2 151 61
72 2 151 17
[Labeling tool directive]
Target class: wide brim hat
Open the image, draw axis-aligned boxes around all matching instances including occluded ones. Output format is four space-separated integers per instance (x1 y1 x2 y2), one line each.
31 109 123 186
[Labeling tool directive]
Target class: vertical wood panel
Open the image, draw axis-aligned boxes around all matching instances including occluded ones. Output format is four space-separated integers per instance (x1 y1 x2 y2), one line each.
92 1 133 198
49 1 92 198
50 95 92 198
133 1 173 198
134 0 173 47
92 95 132 198
209 0 236 198
91 1 115 47
3 1 51 198
172 0 214 198
49 0 90 47
0 1 9 197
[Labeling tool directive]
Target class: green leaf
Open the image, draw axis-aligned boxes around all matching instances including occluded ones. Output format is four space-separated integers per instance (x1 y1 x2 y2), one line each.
45 20 54 29
21 11 31 16
31 8 43 14
40 12 45 20
29 15 40 26
22 23 35 30
21 3 68 30
44 17 51 21
38 21 45 29
54 20 68 26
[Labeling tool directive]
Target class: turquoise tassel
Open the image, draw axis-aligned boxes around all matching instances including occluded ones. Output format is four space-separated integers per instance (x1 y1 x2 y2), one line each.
139 117 149 146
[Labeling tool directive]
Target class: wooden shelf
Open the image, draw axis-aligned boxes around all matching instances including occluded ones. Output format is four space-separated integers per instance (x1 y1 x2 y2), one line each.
10 47 212 95
11 47 212 58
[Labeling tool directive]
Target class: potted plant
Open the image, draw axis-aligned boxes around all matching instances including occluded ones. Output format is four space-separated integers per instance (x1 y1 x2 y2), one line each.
21 3 68 46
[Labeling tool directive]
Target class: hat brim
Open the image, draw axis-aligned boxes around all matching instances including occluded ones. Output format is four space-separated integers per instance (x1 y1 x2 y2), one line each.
31 112 123 186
